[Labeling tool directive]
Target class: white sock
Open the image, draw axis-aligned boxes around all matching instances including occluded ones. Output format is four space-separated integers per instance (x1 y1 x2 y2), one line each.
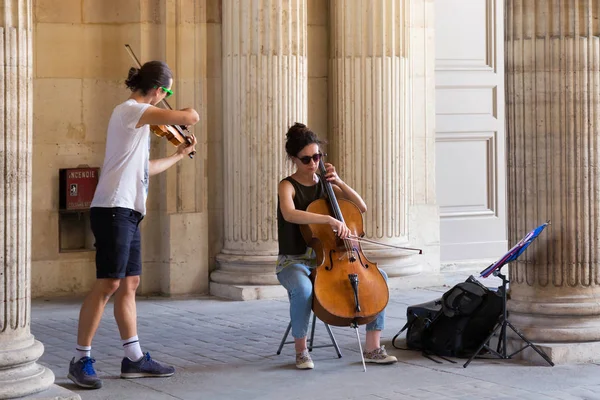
75 345 91 361
122 335 144 361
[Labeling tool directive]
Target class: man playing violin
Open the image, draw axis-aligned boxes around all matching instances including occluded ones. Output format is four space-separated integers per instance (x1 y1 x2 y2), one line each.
276 123 398 369
68 61 198 389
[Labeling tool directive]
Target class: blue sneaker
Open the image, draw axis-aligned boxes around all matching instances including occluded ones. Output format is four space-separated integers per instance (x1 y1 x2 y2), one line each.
67 357 102 389
120 352 175 379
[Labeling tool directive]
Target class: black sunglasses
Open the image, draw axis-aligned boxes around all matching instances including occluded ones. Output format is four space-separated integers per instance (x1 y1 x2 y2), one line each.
297 153 323 165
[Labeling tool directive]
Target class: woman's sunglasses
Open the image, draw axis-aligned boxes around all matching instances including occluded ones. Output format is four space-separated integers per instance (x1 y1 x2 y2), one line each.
297 153 323 165
154 85 173 98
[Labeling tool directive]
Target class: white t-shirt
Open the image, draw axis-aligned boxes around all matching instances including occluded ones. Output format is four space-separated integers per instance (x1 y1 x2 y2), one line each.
91 99 152 215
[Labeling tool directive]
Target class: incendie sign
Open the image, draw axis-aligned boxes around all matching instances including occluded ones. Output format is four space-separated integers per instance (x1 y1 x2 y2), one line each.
59 167 100 210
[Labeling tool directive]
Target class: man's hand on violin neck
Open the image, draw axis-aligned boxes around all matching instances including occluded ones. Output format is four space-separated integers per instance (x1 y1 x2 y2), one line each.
176 133 197 156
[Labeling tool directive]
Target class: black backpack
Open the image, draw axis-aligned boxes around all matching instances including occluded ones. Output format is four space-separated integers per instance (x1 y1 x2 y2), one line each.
393 276 502 358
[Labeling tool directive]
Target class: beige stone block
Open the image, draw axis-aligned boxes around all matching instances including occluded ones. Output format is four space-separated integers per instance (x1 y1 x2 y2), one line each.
206 0 221 23
177 0 199 24
308 0 327 26
139 262 162 295
31 154 60 213
140 215 162 262
140 0 161 23
31 157 58 211
50 142 106 166
82 0 153 24
206 0 223 24
31 211 59 261
172 29 205 80
31 259 96 298
307 77 327 137
208 206 224 266
174 79 199 109
207 24 221 78
82 79 130 143
83 24 144 79
308 25 328 78
144 173 164 215
35 0 82 23
206 77 222 143
34 79 83 144
161 212 209 295
35 24 86 78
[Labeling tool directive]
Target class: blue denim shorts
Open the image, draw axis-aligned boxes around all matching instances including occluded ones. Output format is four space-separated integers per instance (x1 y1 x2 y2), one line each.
90 207 143 279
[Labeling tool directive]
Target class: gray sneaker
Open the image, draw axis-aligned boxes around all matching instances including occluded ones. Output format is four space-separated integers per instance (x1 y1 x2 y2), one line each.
67 357 102 389
120 352 175 379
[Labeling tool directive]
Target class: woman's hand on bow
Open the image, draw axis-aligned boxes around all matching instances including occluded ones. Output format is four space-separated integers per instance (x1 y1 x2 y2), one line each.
328 217 351 239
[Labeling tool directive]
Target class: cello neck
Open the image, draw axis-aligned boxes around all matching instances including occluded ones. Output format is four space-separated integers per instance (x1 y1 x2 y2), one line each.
318 158 345 224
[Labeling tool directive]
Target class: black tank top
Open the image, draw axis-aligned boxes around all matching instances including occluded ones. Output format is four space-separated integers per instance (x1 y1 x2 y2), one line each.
277 176 325 255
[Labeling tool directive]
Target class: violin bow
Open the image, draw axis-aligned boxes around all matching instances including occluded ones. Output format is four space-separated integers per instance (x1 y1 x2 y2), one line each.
124 44 196 158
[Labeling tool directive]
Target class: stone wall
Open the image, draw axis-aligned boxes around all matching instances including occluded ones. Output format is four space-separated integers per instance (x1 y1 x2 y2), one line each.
30 0 332 298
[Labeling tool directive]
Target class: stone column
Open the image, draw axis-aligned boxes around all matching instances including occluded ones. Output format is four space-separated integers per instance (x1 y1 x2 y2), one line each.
212 0 307 300
329 0 437 285
506 0 600 362
0 0 55 397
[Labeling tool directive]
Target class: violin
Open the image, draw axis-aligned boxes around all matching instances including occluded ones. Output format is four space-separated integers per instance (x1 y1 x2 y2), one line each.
124 44 196 159
300 158 389 328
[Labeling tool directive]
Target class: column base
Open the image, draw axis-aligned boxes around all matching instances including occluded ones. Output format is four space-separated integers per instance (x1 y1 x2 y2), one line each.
17 384 81 400
0 339 55 399
504 338 600 365
386 273 444 290
363 247 422 278
210 282 287 300
0 363 55 399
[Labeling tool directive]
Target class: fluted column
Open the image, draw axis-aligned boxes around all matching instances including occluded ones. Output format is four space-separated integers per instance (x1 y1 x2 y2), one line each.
0 0 55 397
212 0 307 300
329 0 423 281
506 0 600 359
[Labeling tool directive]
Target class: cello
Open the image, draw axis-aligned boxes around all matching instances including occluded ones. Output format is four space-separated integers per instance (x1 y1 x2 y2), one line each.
300 155 422 370
300 156 386 370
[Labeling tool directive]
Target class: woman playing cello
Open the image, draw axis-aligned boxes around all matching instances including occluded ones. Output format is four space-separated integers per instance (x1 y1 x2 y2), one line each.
276 123 398 369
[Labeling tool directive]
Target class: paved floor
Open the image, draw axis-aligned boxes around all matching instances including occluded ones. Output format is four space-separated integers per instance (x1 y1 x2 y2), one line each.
31 279 600 400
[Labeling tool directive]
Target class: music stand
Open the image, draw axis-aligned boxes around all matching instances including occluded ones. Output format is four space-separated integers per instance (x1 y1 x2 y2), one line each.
463 221 555 368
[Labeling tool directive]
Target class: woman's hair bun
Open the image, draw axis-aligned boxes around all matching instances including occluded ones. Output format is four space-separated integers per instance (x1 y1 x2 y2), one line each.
286 122 309 140
125 67 141 90
285 122 325 157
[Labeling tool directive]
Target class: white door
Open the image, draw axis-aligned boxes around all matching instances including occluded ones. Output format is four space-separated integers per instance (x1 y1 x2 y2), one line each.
435 0 507 262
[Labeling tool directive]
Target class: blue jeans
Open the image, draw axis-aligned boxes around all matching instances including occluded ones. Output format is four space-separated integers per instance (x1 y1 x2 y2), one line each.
276 262 388 339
